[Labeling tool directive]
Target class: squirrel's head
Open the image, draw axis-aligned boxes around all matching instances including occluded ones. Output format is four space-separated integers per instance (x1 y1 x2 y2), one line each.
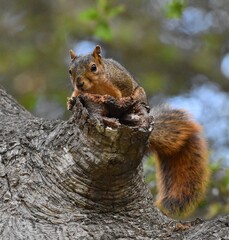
68 45 106 93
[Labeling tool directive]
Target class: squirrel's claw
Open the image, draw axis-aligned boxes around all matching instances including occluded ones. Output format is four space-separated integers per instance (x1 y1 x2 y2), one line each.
67 97 76 111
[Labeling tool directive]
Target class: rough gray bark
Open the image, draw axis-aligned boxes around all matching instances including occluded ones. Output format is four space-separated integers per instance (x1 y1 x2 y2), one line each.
0 87 228 240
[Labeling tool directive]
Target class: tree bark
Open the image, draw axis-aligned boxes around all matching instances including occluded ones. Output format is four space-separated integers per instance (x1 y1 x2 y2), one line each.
0 87 228 239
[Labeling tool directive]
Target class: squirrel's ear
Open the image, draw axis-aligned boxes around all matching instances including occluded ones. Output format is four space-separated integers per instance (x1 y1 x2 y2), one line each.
69 49 77 60
92 45 102 62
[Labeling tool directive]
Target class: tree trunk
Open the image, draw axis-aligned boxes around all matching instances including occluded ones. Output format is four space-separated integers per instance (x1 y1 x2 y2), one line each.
0 87 228 239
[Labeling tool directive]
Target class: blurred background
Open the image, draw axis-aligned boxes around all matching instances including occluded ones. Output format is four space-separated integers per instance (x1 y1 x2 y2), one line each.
0 0 229 219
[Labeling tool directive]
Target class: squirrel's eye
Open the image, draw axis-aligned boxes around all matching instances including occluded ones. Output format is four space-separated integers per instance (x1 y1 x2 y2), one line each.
91 64 97 72
69 70 72 75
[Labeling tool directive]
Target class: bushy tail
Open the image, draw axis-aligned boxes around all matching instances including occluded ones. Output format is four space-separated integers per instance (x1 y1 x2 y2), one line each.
149 105 209 218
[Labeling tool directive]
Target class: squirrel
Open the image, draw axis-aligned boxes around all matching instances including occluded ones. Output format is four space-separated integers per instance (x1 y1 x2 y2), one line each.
67 45 209 218
67 45 147 110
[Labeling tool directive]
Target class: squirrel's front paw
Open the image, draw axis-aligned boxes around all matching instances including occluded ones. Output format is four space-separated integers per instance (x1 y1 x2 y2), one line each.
67 97 76 111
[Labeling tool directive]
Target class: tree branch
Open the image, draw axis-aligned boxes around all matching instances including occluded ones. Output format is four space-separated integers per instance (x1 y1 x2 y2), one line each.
0 87 228 239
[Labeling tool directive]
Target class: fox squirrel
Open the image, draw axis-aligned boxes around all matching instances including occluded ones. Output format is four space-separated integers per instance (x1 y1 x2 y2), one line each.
67 45 209 218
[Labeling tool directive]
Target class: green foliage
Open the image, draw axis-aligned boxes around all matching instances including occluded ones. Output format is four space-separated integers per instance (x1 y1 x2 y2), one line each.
204 160 229 219
20 92 38 111
144 156 157 196
16 47 37 69
165 0 186 19
141 72 166 94
79 0 124 41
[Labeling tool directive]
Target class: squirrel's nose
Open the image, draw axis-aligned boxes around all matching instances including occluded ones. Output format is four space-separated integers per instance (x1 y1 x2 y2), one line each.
76 77 84 89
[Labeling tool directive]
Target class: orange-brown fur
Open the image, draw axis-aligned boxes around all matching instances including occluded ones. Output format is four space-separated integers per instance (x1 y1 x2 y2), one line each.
150 106 209 217
67 46 209 218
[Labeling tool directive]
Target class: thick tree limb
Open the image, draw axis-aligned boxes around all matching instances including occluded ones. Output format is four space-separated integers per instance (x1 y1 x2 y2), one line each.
0 87 228 239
